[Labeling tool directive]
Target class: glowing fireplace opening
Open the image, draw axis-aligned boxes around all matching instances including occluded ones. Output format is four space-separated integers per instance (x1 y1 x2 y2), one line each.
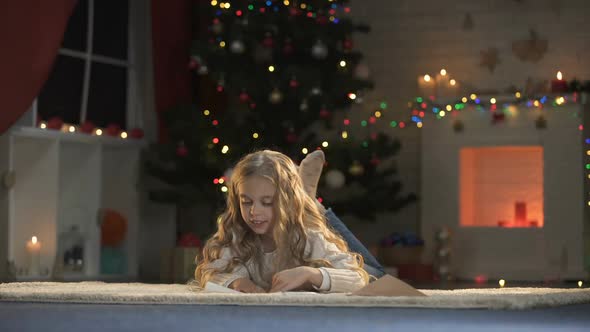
460 146 544 228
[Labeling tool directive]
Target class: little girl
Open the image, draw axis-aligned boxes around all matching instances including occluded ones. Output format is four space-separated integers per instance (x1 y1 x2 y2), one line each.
195 150 376 293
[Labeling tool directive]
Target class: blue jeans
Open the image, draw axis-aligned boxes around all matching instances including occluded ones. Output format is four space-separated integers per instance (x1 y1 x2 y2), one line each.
325 208 386 279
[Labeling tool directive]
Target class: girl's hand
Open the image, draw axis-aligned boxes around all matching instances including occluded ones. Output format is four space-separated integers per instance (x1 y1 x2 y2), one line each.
269 266 322 292
229 278 266 293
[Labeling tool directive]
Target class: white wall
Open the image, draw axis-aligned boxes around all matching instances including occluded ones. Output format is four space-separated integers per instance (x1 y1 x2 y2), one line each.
421 102 585 280
347 0 590 245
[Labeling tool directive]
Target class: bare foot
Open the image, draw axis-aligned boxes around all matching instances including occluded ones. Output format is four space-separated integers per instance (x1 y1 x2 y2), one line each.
299 149 325 197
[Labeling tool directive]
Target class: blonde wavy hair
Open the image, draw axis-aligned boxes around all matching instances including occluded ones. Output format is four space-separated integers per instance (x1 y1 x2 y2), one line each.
194 150 369 288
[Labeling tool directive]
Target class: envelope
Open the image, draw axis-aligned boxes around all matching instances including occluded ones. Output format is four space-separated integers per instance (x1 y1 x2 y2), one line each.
352 274 426 297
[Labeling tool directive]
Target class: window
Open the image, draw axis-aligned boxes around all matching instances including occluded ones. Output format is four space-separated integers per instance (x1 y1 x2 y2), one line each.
37 0 131 129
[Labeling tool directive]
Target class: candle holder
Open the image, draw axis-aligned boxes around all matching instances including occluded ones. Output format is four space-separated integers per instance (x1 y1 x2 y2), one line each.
53 225 87 279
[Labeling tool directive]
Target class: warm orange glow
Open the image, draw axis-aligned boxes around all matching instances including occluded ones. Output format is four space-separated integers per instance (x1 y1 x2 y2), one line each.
460 146 544 228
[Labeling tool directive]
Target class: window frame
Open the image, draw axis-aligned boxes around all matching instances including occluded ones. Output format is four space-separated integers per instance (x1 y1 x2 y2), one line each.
32 0 141 130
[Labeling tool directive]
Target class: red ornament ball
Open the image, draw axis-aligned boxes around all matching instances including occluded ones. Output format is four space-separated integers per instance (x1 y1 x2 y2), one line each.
283 42 294 55
319 108 331 119
316 16 329 25
79 121 95 134
176 144 188 157
289 8 301 16
239 92 250 103
249 102 257 109
47 117 63 130
286 132 298 143
100 209 128 247
289 79 299 88
343 38 353 50
262 35 274 48
188 58 199 70
105 124 121 137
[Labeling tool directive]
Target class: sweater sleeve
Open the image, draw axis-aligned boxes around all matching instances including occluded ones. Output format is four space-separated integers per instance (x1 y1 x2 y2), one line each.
204 247 250 288
307 232 368 293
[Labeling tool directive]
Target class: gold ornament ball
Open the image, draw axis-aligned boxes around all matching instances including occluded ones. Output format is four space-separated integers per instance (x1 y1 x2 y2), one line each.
348 161 364 176
269 89 283 104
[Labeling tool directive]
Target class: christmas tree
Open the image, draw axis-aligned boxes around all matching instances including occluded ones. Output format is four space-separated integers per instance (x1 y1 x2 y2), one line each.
146 0 416 233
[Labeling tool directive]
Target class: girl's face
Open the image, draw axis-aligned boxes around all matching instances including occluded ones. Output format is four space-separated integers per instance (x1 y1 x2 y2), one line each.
238 176 276 237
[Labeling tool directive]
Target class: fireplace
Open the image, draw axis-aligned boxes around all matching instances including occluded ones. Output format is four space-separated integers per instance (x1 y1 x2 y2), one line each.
420 98 587 281
460 146 543 228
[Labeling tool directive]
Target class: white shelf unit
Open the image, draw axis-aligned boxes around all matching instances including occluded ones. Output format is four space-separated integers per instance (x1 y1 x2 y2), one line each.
0 127 145 281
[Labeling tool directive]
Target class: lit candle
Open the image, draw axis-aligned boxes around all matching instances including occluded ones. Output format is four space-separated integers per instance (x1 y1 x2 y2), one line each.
26 236 41 276
417 74 436 98
551 71 568 93
435 69 450 98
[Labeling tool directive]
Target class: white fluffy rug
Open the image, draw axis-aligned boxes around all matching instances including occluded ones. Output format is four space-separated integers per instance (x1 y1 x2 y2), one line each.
1 282 589 310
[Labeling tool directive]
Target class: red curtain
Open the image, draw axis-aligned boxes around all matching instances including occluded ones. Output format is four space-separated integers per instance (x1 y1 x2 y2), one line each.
151 0 193 142
0 1 77 134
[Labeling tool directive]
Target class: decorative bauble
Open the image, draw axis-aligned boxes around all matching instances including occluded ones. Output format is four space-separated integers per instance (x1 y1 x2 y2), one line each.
47 117 63 130
176 143 188 157
105 124 121 137
216 80 225 92
262 33 274 48
188 56 199 70
283 39 294 55
211 20 223 34
197 65 208 75
254 45 273 62
239 91 250 103
370 155 380 166
230 40 245 54
129 128 144 139
354 63 370 80
311 40 328 59
453 119 464 132
268 88 283 104
325 169 346 189
492 111 505 124
79 121 95 134
300 99 309 111
436 227 451 241
289 7 301 16
286 132 298 143
437 247 450 258
249 102 257 109
311 87 322 95
568 79 582 92
348 161 364 176
99 209 127 247
342 38 353 50
535 115 547 129
289 78 299 88
319 108 331 119
316 15 328 25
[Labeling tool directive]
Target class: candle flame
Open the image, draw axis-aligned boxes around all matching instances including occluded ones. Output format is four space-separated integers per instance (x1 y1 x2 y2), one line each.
32 236 38 244
557 71 563 80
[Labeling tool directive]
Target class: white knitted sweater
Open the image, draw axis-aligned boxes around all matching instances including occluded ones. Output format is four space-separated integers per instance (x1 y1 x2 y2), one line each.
206 231 367 293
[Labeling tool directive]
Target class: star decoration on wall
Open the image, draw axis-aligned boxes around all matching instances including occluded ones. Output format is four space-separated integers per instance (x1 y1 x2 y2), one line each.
511 29 548 63
480 47 501 73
